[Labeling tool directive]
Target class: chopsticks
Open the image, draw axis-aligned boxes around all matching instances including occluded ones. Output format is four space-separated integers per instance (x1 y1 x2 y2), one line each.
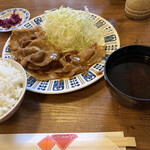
0 132 136 150
109 137 136 147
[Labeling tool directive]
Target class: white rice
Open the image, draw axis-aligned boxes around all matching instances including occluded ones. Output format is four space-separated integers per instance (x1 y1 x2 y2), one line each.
0 59 24 117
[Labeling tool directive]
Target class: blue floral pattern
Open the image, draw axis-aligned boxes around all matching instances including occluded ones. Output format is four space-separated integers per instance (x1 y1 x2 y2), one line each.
93 64 104 72
69 77 80 88
37 81 49 91
53 80 64 91
27 76 37 87
24 23 33 29
81 71 96 82
34 17 43 25
94 19 106 28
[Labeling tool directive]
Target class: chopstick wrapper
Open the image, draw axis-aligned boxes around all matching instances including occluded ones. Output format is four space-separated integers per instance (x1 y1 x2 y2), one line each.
0 132 136 150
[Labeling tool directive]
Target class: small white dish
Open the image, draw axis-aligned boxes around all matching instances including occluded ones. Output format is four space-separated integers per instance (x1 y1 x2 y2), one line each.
0 8 30 32
0 58 27 123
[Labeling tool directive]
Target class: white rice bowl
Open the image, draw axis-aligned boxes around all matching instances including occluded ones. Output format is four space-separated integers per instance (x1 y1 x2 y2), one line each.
0 58 26 123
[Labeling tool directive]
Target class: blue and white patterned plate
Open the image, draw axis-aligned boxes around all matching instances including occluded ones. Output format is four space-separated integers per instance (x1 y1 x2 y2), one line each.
2 12 120 94
0 8 30 32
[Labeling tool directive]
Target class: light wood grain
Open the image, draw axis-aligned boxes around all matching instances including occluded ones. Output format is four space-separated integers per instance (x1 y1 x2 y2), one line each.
0 1 150 150
110 137 136 147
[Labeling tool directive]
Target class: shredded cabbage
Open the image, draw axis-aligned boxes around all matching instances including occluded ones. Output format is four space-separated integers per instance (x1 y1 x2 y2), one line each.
42 6 104 53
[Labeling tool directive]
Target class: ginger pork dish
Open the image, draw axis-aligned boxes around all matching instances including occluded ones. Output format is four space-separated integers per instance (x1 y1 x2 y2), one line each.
9 7 105 81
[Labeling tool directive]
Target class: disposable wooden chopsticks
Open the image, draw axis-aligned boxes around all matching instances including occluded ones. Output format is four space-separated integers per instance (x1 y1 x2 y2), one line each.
0 132 136 150
109 137 136 147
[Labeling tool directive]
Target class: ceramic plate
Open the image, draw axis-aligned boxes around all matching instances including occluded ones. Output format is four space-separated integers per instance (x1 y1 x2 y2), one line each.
0 8 30 32
2 11 120 94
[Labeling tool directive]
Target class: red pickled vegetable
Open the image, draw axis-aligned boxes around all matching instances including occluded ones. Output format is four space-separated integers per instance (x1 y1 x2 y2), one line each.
0 11 22 29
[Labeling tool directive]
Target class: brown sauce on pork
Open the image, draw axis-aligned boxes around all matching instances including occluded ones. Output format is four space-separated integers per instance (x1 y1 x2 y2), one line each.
9 26 105 81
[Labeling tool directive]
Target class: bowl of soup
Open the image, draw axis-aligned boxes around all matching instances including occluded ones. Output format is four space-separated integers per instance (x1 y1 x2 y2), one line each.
104 45 150 108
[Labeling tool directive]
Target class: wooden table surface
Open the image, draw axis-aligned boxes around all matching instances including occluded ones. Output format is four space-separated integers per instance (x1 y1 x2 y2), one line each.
0 0 150 150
